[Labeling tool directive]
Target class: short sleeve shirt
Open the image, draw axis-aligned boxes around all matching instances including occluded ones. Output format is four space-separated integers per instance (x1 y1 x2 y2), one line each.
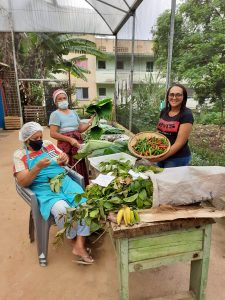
156 107 194 158
13 140 62 174
49 109 80 133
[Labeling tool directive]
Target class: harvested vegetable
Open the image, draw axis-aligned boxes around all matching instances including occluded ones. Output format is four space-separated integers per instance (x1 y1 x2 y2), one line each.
74 140 129 159
133 136 169 156
85 98 112 140
55 160 163 243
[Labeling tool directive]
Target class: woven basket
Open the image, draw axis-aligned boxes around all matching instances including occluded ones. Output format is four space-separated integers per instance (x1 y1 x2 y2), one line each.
128 131 171 159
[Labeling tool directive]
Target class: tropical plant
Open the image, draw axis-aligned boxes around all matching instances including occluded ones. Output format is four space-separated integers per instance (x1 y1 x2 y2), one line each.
14 33 107 105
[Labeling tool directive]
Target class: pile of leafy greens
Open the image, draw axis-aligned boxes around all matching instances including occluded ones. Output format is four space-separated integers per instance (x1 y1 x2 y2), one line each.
85 98 112 140
55 160 163 242
75 140 129 160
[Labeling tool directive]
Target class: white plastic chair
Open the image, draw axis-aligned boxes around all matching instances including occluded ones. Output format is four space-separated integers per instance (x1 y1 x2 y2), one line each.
15 167 85 266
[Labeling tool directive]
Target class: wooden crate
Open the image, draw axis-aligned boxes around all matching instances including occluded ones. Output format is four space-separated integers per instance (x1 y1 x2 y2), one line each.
24 106 47 125
4 116 22 130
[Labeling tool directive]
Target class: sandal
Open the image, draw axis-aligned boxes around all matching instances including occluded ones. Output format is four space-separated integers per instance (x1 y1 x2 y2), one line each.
72 255 94 265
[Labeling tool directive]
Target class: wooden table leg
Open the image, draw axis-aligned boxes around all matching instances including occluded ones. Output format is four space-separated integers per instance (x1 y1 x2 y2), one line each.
116 239 129 300
189 224 212 300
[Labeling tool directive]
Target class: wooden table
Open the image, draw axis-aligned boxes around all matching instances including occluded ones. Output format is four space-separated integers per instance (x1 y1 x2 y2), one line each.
109 218 214 300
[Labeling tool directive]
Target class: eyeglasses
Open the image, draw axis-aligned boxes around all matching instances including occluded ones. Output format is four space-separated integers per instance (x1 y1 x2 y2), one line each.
169 93 183 98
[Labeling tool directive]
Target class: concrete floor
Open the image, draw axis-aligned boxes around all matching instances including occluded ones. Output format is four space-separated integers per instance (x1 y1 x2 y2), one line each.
0 128 224 300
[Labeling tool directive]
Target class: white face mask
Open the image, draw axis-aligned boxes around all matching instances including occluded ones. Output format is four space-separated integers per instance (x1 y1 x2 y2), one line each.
58 100 68 110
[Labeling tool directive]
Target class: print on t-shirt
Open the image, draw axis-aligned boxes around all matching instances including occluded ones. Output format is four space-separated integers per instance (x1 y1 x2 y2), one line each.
157 119 180 133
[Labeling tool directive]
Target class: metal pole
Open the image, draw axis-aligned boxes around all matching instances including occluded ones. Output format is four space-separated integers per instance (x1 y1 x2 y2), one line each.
128 11 135 132
165 0 176 91
8 1 23 121
114 34 118 121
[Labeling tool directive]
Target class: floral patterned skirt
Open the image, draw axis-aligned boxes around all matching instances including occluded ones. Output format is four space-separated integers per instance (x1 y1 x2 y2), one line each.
57 130 89 186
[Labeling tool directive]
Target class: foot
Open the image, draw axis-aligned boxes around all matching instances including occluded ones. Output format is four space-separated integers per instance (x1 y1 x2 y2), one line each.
72 255 94 265
72 246 94 264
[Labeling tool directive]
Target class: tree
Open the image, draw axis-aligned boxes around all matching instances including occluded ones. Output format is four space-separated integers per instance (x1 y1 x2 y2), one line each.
152 0 225 122
14 33 107 105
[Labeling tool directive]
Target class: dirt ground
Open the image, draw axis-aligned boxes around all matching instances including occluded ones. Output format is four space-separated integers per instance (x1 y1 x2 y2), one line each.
0 128 225 300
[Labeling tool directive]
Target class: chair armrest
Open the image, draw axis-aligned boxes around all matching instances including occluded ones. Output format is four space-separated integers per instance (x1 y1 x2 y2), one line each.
64 166 85 189
15 179 39 212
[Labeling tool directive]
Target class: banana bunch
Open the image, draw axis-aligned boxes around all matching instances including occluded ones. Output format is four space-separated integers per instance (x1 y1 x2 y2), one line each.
49 173 66 193
116 206 140 226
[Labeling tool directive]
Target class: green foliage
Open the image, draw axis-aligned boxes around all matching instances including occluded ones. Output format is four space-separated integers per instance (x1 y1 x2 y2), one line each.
85 98 113 139
116 73 165 132
16 33 107 79
190 143 225 166
152 0 225 123
55 161 163 242
194 106 225 125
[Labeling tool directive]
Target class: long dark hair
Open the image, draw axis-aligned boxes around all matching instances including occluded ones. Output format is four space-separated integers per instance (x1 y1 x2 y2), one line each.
165 83 188 111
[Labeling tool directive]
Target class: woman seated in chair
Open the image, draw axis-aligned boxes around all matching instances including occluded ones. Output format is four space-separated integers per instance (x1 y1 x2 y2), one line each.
13 121 94 264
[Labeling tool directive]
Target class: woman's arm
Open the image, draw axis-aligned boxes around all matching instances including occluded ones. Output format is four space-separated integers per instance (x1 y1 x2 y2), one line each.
78 114 95 133
50 125 80 148
15 158 51 187
78 122 92 133
151 123 193 162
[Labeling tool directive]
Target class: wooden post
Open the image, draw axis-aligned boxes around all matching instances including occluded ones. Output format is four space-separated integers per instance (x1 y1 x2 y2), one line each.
116 239 129 300
189 224 212 300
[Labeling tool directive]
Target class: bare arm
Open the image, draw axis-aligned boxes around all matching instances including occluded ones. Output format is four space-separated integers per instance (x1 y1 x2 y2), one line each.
50 125 80 148
78 114 95 133
15 158 51 187
78 122 91 133
151 123 193 162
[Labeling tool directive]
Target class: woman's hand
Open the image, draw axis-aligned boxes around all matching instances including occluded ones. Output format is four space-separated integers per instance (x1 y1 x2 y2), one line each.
69 138 80 148
57 153 69 166
89 113 96 126
36 158 51 170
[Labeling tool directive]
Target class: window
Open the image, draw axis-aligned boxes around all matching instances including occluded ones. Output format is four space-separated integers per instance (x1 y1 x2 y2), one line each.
117 60 124 70
99 87 106 97
76 88 89 100
146 61 153 72
98 60 106 69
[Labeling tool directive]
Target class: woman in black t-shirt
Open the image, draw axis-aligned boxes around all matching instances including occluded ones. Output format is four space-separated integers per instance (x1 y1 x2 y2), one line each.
153 83 194 168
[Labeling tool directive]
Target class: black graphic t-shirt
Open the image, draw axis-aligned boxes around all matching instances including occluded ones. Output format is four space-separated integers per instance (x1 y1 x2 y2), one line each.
156 107 194 158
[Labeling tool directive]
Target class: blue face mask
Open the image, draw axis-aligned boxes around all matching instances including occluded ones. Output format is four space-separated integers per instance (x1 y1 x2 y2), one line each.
29 139 43 151
58 100 69 110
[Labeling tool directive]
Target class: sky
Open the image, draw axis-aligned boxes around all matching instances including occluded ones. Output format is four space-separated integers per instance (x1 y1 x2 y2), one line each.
118 0 172 40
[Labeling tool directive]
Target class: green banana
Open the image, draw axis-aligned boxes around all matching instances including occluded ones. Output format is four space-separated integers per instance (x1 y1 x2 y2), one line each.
130 210 135 224
133 210 140 223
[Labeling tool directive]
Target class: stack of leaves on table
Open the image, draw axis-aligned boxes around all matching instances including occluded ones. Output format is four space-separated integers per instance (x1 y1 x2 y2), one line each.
52 160 163 243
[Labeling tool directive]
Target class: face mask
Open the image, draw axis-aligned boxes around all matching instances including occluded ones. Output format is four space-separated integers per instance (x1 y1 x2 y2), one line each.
29 139 43 151
58 100 68 110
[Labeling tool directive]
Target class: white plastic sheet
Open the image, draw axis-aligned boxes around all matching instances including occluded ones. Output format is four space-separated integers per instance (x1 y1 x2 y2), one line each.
148 166 225 207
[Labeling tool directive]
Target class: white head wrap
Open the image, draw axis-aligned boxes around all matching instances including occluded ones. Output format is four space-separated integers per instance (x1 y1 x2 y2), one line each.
19 122 43 142
52 89 67 104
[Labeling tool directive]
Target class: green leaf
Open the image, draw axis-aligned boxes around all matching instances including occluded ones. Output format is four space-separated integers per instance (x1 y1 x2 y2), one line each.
90 221 102 233
108 197 122 204
89 209 99 218
136 197 144 208
123 193 138 203
103 201 113 209
139 189 147 201
74 193 82 203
